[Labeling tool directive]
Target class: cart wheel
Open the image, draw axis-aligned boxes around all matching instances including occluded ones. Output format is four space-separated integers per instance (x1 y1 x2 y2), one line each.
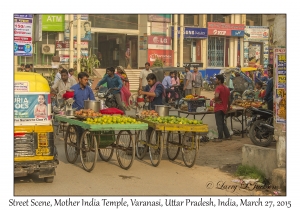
64 125 79 164
166 131 181 161
79 131 98 172
116 130 135 170
136 130 148 160
98 147 114 162
181 132 199 168
149 130 163 167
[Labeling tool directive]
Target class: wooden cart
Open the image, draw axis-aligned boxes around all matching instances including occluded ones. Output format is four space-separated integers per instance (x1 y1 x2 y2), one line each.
135 119 208 168
55 115 148 172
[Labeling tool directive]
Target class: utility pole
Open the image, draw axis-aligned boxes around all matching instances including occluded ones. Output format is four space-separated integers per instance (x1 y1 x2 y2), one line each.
76 15 81 72
69 14 74 68
173 15 178 67
179 14 184 67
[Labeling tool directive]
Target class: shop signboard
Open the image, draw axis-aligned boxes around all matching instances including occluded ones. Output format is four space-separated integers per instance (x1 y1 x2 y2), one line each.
151 22 168 35
55 41 88 51
148 14 171 23
59 50 89 64
148 35 171 50
207 22 244 37
42 14 65 31
275 53 286 124
14 14 33 56
171 26 208 38
64 20 92 41
139 36 147 50
14 93 52 125
148 49 174 67
74 14 89 20
244 26 269 41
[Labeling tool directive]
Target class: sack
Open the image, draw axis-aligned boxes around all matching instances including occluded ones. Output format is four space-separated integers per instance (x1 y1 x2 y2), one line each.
100 108 124 115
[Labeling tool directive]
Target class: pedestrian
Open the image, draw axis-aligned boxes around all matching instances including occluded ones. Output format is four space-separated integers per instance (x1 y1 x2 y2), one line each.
68 68 77 82
54 65 64 84
95 67 126 113
139 62 152 91
116 66 131 110
71 72 95 110
213 74 231 142
29 64 36 72
139 73 165 110
183 66 192 96
51 69 77 100
24 64 31 72
162 71 175 103
254 81 266 101
192 66 203 96
19 64 25 72
263 68 274 111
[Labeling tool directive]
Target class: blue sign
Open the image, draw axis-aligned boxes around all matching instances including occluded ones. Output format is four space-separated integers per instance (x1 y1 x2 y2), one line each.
231 30 244 37
171 26 208 39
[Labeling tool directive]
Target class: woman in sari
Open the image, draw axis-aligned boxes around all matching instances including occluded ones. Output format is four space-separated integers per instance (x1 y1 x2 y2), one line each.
116 66 131 110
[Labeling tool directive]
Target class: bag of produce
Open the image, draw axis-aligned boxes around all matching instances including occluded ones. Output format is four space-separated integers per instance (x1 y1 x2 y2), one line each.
100 108 124 115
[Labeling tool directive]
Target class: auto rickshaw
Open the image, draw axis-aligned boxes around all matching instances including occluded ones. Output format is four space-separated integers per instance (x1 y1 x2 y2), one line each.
14 72 58 183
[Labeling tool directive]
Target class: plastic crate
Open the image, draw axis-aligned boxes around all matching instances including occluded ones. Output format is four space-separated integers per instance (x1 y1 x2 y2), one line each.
187 100 206 112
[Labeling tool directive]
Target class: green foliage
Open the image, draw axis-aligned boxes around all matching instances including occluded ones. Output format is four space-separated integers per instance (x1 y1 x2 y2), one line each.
77 49 100 76
235 164 266 183
151 57 164 67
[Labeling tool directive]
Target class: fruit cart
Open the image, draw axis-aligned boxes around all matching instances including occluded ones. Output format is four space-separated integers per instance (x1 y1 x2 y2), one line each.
55 115 148 172
135 118 208 168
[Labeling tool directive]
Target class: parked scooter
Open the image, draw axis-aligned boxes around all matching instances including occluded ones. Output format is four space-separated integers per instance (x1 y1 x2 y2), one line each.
247 107 274 147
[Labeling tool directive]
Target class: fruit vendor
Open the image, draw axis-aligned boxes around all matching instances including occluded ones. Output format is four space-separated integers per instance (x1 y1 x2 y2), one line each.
71 72 95 110
139 73 165 110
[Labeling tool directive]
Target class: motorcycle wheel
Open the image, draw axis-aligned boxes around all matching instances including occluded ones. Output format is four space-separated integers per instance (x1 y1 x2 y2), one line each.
249 120 273 147
105 99 117 108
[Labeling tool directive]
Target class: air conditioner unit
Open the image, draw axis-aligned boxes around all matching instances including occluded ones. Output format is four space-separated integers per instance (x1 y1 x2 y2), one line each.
41 44 55 54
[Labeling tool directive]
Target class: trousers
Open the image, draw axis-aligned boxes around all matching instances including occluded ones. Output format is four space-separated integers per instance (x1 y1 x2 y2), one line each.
215 110 230 139
114 93 126 113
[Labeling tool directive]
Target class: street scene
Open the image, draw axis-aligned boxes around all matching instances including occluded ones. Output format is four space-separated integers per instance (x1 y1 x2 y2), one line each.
13 13 286 204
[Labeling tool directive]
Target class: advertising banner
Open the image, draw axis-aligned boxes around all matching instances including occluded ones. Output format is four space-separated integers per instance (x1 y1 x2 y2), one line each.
14 14 33 56
14 93 51 124
148 49 174 67
42 14 65 31
244 26 269 41
14 81 29 92
65 20 92 41
148 14 171 23
151 22 167 35
55 41 88 50
171 26 208 38
148 35 171 50
275 54 286 124
207 22 244 37
139 36 147 50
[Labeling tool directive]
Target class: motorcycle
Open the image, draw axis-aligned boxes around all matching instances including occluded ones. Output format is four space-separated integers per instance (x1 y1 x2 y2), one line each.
247 107 274 147
103 88 119 109
166 84 184 109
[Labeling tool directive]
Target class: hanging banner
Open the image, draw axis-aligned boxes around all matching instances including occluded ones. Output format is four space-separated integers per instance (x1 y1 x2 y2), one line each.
275 53 286 124
64 20 92 41
14 14 33 56
244 26 269 42
148 49 174 67
14 93 52 124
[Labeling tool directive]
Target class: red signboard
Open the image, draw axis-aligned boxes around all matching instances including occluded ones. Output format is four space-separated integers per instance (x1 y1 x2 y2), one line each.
55 41 88 50
196 40 201 61
148 35 171 45
207 22 244 36
148 49 174 67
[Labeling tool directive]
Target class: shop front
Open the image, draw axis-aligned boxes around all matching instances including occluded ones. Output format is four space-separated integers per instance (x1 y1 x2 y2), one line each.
243 26 269 69
171 26 208 64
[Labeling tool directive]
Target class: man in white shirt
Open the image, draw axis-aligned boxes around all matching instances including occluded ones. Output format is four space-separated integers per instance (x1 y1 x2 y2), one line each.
51 69 77 99
139 62 152 91
183 66 193 96
54 65 64 84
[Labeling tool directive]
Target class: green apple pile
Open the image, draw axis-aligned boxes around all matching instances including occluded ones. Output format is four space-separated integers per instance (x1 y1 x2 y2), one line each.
84 115 143 125
144 116 203 125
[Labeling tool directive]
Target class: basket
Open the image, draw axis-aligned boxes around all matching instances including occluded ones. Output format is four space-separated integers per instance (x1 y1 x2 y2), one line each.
187 100 206 112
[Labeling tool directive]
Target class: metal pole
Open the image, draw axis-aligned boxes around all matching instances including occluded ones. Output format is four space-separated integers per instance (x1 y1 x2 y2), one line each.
77 15 81 72
69 14 74 68
173 15 178 67
179 14 184 67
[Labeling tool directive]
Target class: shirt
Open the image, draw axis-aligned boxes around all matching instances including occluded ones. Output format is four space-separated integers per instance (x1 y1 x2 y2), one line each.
54 72 61 84
192 72 203 88
162 76 172 89
264 77 273 102
145 84 164 110
52 78 77 99
214 84 230 114
97 74 123 94
139 69 152 87
70 83 95 110
184 71 193 89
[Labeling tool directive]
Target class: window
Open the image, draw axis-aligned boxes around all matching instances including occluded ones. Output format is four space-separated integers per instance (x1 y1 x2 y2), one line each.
89 15 138 30
208 37 225 67
246 14 262 26
207 14 231 23
184 14 196 26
